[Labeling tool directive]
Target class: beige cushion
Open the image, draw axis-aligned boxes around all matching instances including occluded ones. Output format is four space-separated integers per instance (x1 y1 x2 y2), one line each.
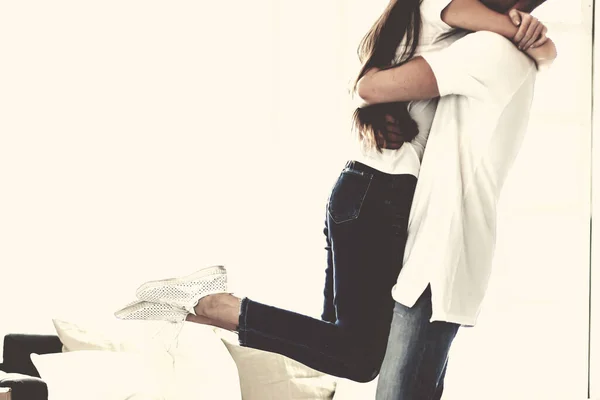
216 329 336 400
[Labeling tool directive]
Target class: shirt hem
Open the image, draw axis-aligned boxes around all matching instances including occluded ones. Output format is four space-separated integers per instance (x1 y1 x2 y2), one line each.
354 151 420 178
391 280 429 308
430 311 477 327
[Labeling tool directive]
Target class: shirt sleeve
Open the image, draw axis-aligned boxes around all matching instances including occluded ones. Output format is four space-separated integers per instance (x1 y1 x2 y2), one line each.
421 31 536 104
420 0 454 31
407 99 438 160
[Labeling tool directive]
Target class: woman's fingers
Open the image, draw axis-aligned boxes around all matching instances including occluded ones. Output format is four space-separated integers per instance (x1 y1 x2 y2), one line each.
522 23 544 50
376 114 405 149
384 114 403 136
385 123 402 134
375 131 386 147
376 132 403 149
508 9 521 27
381 124 405 148
520 18 541 50
509 9 549 51
513 13 532 43
517 15 538 49
531 26 549 48
384 115 404 136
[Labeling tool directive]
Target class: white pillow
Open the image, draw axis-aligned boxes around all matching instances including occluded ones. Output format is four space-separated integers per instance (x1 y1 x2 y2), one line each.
216 329 336 400
52 318 242 400
53 317 123 352
30 350 172 400
168 324 242 400
52 318 169 354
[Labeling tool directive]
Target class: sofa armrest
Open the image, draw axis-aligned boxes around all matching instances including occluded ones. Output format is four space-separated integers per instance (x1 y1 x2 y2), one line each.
2 335 62 377
0 373 47 400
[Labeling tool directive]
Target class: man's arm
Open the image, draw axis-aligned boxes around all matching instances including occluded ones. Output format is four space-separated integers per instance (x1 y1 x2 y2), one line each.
440 0 540 42
512 0 547 12
480 0 547 13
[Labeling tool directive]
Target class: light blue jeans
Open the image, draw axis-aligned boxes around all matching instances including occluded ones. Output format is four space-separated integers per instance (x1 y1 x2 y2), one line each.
375 287 461 400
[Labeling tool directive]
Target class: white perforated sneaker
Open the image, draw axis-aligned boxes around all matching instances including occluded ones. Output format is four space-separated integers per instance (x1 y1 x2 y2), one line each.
135 265 227 314
114 300 188 323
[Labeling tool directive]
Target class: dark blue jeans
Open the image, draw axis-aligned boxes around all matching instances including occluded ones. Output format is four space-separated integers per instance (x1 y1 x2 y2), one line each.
375 288 461 400
238 160 416 382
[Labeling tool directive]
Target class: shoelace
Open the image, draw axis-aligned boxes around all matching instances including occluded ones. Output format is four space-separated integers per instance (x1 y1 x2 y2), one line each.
151 320 185 354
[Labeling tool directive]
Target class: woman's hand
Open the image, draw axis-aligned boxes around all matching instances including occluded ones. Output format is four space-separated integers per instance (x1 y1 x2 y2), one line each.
375 114 408 150
524 37 557 70
508 9 548 50
507 9 555 69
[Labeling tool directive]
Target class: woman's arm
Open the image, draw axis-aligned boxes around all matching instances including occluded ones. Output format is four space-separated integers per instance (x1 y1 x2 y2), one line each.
357 59 440 103
441 0 548 49
511 0 548 12
478 0 546 13
463 0 549 49
525 35 557 68
357 34 556 105
442 0 519 38
357 0 556 105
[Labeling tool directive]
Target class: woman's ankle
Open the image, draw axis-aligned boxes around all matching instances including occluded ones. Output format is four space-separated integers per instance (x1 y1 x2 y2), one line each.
185 313 214 325
195 293 239 316
194 294 217 318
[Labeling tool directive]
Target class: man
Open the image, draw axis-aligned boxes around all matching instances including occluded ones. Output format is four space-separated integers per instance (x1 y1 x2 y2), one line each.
358 0 555 398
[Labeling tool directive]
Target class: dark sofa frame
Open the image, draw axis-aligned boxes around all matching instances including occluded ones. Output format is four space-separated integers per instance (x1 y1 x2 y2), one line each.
0 334 63 400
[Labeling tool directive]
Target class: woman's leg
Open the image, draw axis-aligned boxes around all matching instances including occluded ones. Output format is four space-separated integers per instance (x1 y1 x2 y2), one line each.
188 161 417 383
320 220 336 324
185 219 335 330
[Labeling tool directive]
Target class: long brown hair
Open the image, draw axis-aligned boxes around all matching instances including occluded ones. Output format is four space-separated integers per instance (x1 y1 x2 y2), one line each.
352 0 422 152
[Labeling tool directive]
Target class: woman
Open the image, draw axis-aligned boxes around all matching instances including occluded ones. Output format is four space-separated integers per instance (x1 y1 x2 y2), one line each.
116 0 554 385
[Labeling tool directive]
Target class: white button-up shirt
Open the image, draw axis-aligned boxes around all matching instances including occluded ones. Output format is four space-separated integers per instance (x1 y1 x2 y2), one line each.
391 31 538 326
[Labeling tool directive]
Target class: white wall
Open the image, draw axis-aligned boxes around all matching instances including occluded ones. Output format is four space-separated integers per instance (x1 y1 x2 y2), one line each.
0 0 348 350
591 0 600 397
0 1 594 399
441 2 593 399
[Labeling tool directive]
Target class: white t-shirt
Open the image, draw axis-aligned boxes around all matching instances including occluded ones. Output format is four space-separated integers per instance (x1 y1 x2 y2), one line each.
391 31 538 326
354 0 457 177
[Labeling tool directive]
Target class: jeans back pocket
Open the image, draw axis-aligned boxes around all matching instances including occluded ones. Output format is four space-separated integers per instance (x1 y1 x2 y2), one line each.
327 168 373 224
